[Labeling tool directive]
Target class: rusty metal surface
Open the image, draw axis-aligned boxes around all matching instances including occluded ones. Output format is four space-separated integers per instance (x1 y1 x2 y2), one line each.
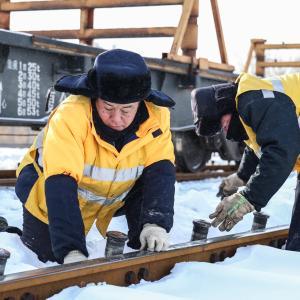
0 225 288 299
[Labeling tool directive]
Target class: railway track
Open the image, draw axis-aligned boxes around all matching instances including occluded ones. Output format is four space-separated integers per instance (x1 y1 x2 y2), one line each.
0 165 237 187
176 164 237 182
0 225 288 300
0 170 17 186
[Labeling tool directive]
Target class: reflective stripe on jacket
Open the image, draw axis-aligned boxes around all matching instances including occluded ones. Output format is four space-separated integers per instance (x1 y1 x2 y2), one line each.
16 95 175 236
236 72 300 171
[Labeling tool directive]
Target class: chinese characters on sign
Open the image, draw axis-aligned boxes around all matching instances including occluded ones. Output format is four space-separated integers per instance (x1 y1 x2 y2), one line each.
7 59 41 117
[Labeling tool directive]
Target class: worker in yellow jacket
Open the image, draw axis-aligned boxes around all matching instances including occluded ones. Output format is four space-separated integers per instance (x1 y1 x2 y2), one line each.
15 49 176 264
191 72 300 251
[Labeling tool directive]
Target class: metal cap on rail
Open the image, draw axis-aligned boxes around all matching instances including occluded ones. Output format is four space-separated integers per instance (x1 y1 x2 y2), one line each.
251 211 270 231
0 248 10 276
191 219 211 241
105 231 128 258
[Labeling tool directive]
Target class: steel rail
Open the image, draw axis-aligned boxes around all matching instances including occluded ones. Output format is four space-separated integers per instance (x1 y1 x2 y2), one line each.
0 225 288 300
176 164 237 181
176 170 234 181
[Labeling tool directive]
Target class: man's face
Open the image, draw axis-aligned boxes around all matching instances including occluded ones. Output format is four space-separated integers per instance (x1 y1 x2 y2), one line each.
95 98 139 131
220 113 232 134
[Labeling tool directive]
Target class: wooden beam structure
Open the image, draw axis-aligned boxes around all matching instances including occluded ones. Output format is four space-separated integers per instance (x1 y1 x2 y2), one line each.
210 0 228 64
244 38 300 76
80 8 94 45
0 0 10 29
0 0 184 11
181 0 198 57
169 0 195 57
257 61 300 68
0 0 233 72
257 43 300 50
25 27 176 39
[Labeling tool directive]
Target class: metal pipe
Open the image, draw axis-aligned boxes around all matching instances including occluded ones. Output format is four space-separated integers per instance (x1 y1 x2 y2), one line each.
105 231 128 258
0 248 10 276
191 219 211 241
251 211 270 231
0 217 8 232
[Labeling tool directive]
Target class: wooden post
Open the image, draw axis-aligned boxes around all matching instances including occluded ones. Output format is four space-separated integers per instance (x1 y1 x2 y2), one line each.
169 0 195 57
210 0 227 64
80 8 94 45
0 0 10 29
243 40 254 73
181 0 198 57
252 38 266 76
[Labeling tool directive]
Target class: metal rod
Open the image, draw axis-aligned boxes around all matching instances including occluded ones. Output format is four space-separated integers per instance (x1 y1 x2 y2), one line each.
191 219 211 241
0 248 10 276
251 211 270 231
105 231 128 258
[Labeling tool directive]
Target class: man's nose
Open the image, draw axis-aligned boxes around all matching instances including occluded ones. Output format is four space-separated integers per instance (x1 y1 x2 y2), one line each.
110 110 122 123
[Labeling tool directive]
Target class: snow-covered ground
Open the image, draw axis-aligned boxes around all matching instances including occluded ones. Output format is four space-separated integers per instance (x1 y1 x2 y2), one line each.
0 148 299 300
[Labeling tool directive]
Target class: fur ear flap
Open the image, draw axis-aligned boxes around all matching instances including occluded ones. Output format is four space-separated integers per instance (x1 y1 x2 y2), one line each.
54 73 97 97
214 83 237 102
87 68 97 92
146 90 175 107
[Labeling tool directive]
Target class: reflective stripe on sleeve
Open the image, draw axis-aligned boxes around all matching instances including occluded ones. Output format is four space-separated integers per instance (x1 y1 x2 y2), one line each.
262 90 274 98
270 78 285 93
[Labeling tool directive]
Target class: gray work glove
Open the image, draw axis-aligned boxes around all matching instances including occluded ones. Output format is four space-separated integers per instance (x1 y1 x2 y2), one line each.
209 193 254 231
140 223 169 252
63 250 88 264
217 173 245 199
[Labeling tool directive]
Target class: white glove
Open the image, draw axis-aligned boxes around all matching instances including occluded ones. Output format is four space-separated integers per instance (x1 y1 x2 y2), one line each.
63 250 88 264
217 173 245 198
140 223 169 252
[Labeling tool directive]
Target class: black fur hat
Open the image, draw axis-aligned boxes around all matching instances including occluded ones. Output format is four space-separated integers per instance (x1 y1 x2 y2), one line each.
191 83 237 136
54 49 175 107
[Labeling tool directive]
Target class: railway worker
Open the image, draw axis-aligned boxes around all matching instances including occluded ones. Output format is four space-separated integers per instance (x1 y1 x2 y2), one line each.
191 72 300 251
15 49 176 264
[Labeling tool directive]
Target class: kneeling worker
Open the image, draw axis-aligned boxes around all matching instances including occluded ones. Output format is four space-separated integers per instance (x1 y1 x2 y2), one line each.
191 72 300 251
15 49 176 264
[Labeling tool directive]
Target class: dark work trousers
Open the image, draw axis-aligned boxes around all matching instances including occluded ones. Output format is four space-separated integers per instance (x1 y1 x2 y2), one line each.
21 207 57 263
286 173 300 251
15 164 56 262
18 173 144 263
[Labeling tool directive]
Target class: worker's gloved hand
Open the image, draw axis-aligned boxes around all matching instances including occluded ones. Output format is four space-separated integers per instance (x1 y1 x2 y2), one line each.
217 173 245 199
63 250 88 264
209 193 254 232
140 223 169 252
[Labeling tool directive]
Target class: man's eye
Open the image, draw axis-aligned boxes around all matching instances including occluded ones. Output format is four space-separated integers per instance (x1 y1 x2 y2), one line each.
121 110 130 114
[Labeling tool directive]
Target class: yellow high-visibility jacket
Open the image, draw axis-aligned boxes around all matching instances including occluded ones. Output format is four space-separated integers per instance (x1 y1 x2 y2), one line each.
236 72 300 171
17 95 175 236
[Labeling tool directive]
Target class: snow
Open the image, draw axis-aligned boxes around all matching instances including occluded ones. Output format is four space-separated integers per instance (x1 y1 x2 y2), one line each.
0 148 299 300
